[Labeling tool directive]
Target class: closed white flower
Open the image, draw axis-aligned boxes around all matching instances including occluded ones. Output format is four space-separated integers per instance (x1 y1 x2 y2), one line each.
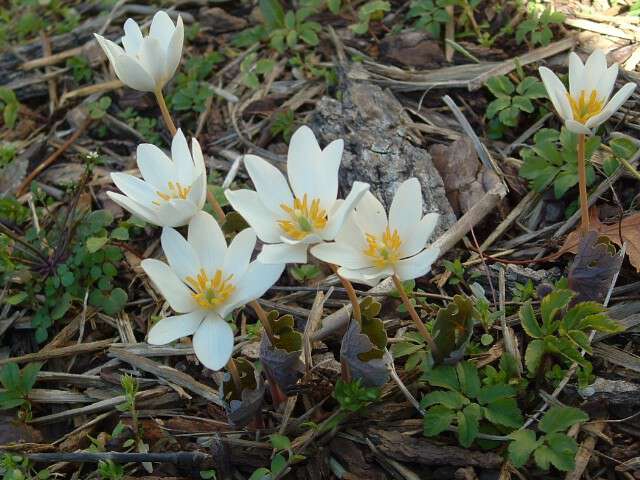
94 11 184 92
107 129 206 228
142 211 284 370
539 50 636 135
311 178 439 286
225 126 370 264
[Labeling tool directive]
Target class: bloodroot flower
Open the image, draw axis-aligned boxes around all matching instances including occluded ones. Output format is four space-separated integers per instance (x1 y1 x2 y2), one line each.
311 178 440 286
142 212 284 370
94 11 184 92
107 129 206 227
225 126 369 264
539 49 636 135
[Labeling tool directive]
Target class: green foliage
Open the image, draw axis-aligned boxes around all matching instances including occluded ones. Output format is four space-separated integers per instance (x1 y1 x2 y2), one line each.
290 263 320 282
512 279 535 303
1 454 50 480
519 128 600 199
422 361 523 447
119 108 162 145
431 295 475 363
270 110 297 143
605 137 639 177
169 52 225 112
0 144 17 169
520 289 622 386
334 379 380 413
289 54 337 85
240 53 275 90
96 460 124 480
0 88 20 129
407 0 455 37
516 7 565 47
66 56 93 84
0 363 41 420
351 1 391 35
391 330 430 371
485 75 547 137
88 96 112 120
261 0 322 52
247 433 304 480
508 406 588 471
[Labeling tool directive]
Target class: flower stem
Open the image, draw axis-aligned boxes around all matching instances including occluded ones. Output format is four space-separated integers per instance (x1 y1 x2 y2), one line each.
391 274 438 356
207 189 227 223
226 358 242 395
154 88 177 137
329 264 361 324
249 300 276 346
577 133 590 233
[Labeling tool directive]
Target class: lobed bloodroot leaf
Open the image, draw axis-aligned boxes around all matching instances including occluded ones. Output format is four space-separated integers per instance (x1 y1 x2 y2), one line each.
432 295 474 364
259 311 304 396
568 231 623 303
221 359 265 427
340 297 389 388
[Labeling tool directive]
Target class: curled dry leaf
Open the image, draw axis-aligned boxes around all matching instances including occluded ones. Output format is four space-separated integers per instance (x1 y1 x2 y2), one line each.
259 311 304 396
340 297 389 388
568 230 624 303
432 295 475 364
221 358 265 427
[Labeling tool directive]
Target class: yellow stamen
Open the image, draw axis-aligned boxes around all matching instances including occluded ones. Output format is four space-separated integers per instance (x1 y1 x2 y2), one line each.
567 89 604 124
185 268 236 310
278 193 328 240
364 227 402 268
153 181 192 205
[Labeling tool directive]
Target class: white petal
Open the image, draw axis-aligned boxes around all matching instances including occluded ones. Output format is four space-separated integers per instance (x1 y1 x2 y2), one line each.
222 261 285 316
564 119 592 135
539 67 572 120
111 172 158 206
107 191 161 225
153 199 198 227
171 129 195 185
191 137 206 179
582 50 608 95
316 138 344 210
351 191 387 236
188 211 227 274
244 154 293 216
193 314 234 371
122 18 143 55
339 266 388 287
138 37 165 88
568 52 585 99
148 310 205 344
225 189 281 243
335 211 367 251
389 178 422 241
400 212 439 258
149 11 175 52
322 181 370 240
280 233 322 245
598 82 636 121
141 259 198 313
223 228 256 280
394 247 440 282
136 143 174 191
310 242 370 269
595 64 618 104
161 227 201 281
94 34 123 67
164 15 184 82
187 172 207 210
287 126 323 203
113 54 156 91
258 242 308 264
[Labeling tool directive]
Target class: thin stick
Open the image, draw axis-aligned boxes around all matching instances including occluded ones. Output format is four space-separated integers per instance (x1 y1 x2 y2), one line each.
249 300 276 346
226 358 242 395
329 265 361 323
207 189 227 223
391 274 438 356
154 88 177 136
577 133 590 233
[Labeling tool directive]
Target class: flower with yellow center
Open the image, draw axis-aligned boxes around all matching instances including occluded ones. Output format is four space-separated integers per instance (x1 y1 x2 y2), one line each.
108 129 207 227
311 178 440 287
539 50 636 135
225 126 370 264
141 211 284 370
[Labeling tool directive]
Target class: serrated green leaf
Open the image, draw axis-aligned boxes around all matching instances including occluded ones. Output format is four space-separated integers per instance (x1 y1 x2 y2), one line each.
0 364 20 390
524 339 546 376
422 365 459 391
260 0 285 29
456 403 481 447
477 384 516 405
539 406 589 434
270 433 291 451
423 404 455 436
486 97 511 119
483 398 523 428
86 236 108 253
485 75 515 97
610 137 638 159
456 361 480 399
20 362 42 392
519 302 543 338
421 390 468 409
512 95 534 113
540 289 573 327
271 453 287 476
508 429 540 467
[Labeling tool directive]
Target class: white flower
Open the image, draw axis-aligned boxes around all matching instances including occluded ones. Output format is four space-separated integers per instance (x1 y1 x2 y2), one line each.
94 11 184 92
107 129 207 228
311 178 439 286
142 211 284 370
539 50 636 135
225 126 370 264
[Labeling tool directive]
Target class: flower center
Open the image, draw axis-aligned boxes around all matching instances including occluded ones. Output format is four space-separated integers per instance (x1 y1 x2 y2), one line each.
364 227 402 268
153 181 192 204
278 193 328 240
185 268 236 310
567 89 604 124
